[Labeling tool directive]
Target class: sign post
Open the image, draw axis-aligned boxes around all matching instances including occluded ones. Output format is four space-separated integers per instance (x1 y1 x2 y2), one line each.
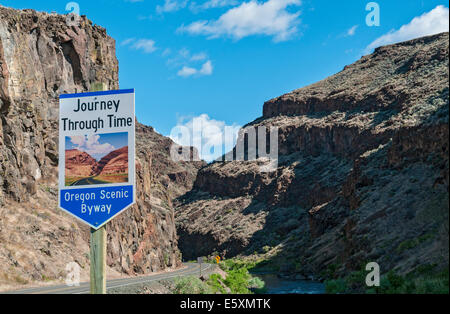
59 87 135 294
90 226 106 293
197 257 203 277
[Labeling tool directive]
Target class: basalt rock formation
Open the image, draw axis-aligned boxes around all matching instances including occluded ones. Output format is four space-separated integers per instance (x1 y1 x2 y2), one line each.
175 32 449 280
0 6 202 288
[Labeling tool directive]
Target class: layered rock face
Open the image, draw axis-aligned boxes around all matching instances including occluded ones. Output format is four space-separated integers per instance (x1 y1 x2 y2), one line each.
65 146 129 179
176 33 449 279
65 149 98 177
107 123 204 273
0 6 202 287
95 146 128 175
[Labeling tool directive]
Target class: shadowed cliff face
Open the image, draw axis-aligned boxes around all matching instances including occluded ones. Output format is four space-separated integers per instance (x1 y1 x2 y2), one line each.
0 6 202 287
175 33 449 279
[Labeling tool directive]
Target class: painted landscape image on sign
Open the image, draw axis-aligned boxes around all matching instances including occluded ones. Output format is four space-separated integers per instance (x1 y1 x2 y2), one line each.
65 132 129 186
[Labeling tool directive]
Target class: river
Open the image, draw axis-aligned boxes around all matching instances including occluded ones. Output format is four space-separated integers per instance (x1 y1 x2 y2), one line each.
254 273 325 294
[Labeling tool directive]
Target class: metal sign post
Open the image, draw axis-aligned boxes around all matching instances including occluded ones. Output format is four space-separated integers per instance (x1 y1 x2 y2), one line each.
197 257 203 277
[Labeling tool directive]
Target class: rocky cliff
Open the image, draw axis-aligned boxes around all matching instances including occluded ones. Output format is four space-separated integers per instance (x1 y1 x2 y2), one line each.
0 6 202 288
65 149 98 177
175 33 449 281
92 146 128 176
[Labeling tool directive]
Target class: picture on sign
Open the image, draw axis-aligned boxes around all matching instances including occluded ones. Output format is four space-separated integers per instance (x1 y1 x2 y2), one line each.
64 132 129 186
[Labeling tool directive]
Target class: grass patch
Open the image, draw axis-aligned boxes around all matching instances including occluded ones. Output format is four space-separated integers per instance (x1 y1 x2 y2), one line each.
396 233 435 253
325 278 347 294
218 258 268 293
220 257 281 274
223 267 252 293
248 277 266 293
173 276 213 294
65 176 84 186
207 274 227 294
14 275 29 285
171 259 267 294
325 264 449 294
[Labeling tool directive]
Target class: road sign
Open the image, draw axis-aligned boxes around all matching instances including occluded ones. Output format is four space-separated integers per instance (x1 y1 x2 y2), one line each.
58 89 136 229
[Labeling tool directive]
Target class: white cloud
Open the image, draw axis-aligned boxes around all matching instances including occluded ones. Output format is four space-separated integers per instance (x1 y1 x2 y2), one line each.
177 60 214 77
189 0 239 12
156 0 188 14
162 48 172 56
120 37 212 76
177 65 198 77
346 25 358 36
179 47 190 58
169 114 241 161
190 52 208 61
121 38 158 53
70 135 115 160
199 60 213 75
120 38 136 46
365 5 449 54
70 135 86 147
156 0 238 14
167 49 212 76
138 14 153 20
178 0 302 42
168 48 191 66
132 39 157 53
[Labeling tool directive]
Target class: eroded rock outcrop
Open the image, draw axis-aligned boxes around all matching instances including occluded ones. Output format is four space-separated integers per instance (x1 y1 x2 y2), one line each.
65 149 98 177
0 6 202 288
93 146 128 176
175 33 449 280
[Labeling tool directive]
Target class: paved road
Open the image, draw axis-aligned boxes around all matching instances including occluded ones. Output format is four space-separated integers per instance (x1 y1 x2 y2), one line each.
3 263 211 294
71 177 105 186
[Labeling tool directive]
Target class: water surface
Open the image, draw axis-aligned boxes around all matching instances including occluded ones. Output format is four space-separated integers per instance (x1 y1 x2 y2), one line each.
254 273 325 294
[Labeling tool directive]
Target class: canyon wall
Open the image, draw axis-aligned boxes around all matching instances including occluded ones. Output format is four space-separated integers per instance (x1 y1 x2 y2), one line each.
0 6 202 287
175 33 449 280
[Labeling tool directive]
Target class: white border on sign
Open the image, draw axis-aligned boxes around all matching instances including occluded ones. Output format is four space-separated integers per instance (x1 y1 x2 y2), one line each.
58 89 136 229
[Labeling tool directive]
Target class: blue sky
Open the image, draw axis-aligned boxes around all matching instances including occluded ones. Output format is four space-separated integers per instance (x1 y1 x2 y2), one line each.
66 132 128 160
2 0 449 160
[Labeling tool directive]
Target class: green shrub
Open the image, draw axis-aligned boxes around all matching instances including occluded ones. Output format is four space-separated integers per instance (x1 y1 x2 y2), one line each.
224 267 252 294
396 234 434 253
262 245 271 253
321 263 340 280
372 271 406 293
207 274 227 294
173 276 213 294
248 277 266 294
14 275 29 285
325 279 347 294
214 258 270 294
331 266 450 294
413 270 449 294
90 82 106 92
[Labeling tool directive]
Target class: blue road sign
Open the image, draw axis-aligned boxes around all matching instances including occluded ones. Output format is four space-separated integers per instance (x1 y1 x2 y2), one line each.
58 89 136 229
